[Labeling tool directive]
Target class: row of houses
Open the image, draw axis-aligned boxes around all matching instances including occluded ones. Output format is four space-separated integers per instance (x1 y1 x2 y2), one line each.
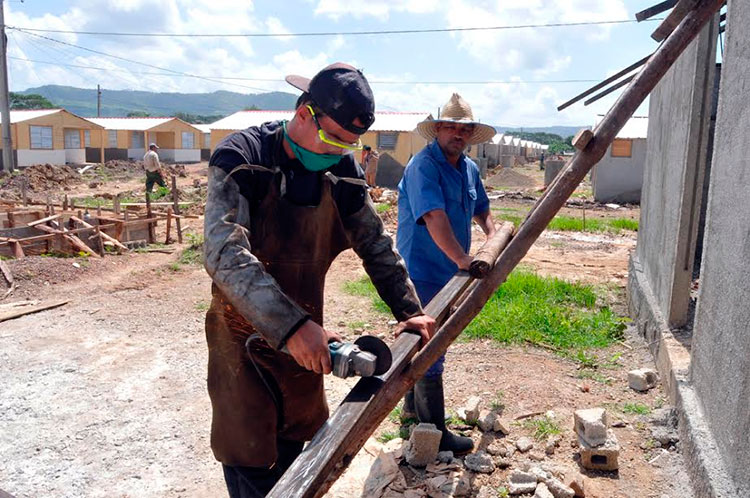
475 135 548 169
0 109 205 168
0 107 644 206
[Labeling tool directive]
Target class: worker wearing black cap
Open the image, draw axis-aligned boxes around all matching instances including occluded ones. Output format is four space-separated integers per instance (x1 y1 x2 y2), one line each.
203 63 436 497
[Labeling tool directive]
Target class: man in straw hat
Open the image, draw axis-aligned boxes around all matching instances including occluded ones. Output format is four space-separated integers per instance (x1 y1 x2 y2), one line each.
396 93 497 454
203 62 435 497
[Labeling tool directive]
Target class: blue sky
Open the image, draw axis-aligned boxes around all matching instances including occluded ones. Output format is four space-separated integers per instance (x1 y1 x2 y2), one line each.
5 0 667 126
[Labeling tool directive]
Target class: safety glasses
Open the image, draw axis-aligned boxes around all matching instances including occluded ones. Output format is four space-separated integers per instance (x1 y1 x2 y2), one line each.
307 105 363 151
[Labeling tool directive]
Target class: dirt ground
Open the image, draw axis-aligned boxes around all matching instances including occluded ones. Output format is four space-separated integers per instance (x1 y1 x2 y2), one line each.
0 162 693 498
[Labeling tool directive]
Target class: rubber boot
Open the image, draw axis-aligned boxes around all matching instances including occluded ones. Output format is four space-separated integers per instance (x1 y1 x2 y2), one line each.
414 375 474 455
401 388 417 422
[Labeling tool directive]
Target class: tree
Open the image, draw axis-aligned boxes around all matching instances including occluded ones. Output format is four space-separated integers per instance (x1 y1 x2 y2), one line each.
127 111 150 117
9 92 55 110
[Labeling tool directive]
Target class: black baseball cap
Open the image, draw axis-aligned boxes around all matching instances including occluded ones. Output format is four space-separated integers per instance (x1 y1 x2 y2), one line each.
286 63 375 135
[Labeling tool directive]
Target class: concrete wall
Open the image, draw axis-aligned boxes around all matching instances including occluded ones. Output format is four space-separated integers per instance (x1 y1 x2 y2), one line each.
174 149 200 163
17 149 66 167
64 149 86 164
690 2 750 495
632 18 717 328
591 138 646 203
374 153 405 189
544 160 566 186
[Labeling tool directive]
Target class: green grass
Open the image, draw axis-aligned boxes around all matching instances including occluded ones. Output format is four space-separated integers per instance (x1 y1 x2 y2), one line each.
375 203 391 214
577 369 613 385
195 301 210 312
376 426 410 443
463 269 626 352
150 185 170 200
522 415 562 441
342 276 390 314
622 402 651 415
489 210 638 234
497 487 510 498
491 390 506 411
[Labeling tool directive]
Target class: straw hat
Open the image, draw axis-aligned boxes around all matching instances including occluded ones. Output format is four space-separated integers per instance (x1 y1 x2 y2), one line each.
417 93 496 145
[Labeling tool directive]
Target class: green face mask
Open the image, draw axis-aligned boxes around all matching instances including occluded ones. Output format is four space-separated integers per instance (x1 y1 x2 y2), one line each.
283 121 342 172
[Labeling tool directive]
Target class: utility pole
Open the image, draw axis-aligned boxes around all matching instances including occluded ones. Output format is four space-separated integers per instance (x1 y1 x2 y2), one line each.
0 0 14 173
97 84 101 117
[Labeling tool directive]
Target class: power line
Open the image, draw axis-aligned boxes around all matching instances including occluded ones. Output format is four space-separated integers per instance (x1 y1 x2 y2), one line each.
10 28 277 93
7 18 663 38
7 56 600 86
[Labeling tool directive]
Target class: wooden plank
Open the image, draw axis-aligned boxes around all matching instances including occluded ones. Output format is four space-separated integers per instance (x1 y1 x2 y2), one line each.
71 216 128 251
6 211 15 228
557 54 651 111
269 1 724 495
584 75 635 106
172 175 183 244
0 299 70 323
652 0 700 41
572 129 595 150
119 201 195 207
468 221 515 278
27 214 61 227
636 0 677 22
145 193 155 244
165 207 173 244
11 240 24 259
32 224 101 258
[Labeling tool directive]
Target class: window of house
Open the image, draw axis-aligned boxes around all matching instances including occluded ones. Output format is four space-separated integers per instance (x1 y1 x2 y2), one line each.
30 126 53 149
611 139 633 158
108 130 118 148
377 132 397 150
84 130 91 147
182 131 195 149
64 129 81 149
131 131 145 149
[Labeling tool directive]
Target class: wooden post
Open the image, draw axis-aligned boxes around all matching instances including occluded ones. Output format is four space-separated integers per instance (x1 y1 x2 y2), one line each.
94 224 105 256
20 176 27 206
6 210 14 228
70 197 75 210
171 175 182 243
113 193 121 215
268 2 724 495
63 195 68 211
165 207 173 245
469 222 516 279
97 205 102 217
145 192 155 244
10 239 24 259
123 210 130 242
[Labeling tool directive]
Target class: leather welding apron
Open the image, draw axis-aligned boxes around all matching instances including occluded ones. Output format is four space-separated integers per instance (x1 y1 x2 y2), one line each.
205 166 351 467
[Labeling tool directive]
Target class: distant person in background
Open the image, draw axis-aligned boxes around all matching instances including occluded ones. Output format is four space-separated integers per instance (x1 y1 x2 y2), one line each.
361 145 380 186
539 151 545 171
144 143 166 193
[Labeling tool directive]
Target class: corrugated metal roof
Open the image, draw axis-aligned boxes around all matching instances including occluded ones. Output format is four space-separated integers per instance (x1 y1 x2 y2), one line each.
192 124 212 133
1 109 61 124
595 115 648 139
491 134 504 145
208 110 430 132
88 117 175 131
502 135 514 146
512 138 521 146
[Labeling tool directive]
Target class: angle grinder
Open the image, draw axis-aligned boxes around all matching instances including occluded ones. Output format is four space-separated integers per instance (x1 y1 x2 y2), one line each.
246 334 393 379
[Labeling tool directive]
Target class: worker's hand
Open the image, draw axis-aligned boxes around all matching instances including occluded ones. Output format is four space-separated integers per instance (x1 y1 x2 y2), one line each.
286 320 333 375
395 314 437 347
364 150 379 186
457 254 474 271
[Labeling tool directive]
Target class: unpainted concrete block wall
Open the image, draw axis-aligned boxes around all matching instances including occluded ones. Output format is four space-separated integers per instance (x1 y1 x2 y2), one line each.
591 138 646 204
690 1 750 495
633 18 717 327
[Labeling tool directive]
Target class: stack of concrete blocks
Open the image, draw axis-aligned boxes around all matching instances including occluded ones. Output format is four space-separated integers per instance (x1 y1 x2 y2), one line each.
574 408 619 471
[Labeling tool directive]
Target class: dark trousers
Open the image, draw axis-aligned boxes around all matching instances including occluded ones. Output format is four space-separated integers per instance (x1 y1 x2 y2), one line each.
222 438 304 498
145 170 166 192
413 279 446 378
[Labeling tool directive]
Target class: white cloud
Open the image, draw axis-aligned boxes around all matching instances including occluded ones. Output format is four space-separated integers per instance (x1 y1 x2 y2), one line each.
314 0 438 21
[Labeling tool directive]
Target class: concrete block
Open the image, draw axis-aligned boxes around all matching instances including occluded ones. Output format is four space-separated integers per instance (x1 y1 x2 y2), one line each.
579 429 619 471
463 451 495 474
477 410 496 432
533 483 554 498
463 396 482 423
628 368 658 392
515 436 534 453
405 423 442 467
545 476 575 498
564 471 585 497
509 469 538 495
493 417 511 435
574 408 608 447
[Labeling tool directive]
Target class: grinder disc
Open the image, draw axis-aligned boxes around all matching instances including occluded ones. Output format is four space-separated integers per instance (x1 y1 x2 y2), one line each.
354 336 393 376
